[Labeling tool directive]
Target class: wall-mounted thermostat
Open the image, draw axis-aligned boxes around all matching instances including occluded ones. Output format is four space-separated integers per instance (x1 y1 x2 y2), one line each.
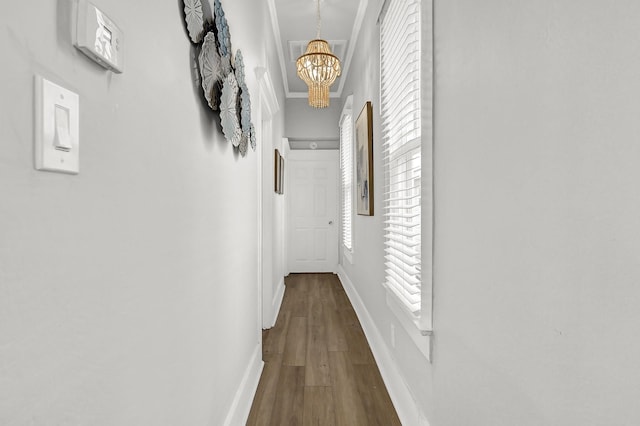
72 0 123 73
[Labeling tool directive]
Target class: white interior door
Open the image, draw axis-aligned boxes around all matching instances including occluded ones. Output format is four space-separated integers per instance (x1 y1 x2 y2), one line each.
288 152 339 273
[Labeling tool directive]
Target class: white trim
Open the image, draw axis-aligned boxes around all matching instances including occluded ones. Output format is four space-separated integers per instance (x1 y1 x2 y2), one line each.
339 95 354 255
419 0 435 333
287 149 339 161
257 67 281 329
264 277 285 329
337 266 431 426
342 247 354 264
340 95 354 119
282 138 291 277
222 344 264 426
379 0 434 332
377 0 390 24
260 117 274 329
383 282 432 361
255 67 280 119
335 0 369 97
265 0 291 98
256 86 265 337
288 137 340 143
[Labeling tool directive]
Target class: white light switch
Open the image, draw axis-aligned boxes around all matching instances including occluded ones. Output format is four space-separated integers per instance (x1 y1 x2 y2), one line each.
35 76 80 174
54 105 72 152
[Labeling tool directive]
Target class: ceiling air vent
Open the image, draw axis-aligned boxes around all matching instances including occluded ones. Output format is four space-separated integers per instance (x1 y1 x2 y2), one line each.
288 40 347 63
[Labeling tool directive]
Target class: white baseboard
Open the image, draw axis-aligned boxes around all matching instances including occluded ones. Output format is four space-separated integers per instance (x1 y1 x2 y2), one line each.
337 265 430 426
223 344 264 426
266 277 285 329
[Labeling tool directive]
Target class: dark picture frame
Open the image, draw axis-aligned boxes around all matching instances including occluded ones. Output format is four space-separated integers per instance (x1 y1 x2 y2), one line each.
279 155 285 195
274 149 281 193
356 101 374 215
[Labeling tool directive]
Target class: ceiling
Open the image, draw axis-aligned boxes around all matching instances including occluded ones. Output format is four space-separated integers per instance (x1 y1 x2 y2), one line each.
267 0 368 100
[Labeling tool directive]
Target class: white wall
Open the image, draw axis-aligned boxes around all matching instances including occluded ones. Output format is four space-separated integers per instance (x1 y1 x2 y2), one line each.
259 41 287 328
340 0 640 425
285 98 340 141
0 0 283 424
262 133 288 328
432 1 640 424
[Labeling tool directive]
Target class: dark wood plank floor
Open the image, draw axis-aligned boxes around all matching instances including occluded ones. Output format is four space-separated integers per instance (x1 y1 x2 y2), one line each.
247 273 401 426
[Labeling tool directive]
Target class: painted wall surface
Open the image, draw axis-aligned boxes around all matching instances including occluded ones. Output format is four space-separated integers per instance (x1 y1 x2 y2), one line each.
259 41 287 328
262 133 287 327
285 98 340 141
432 1 640 424
0 0 282 424
340 0 640 425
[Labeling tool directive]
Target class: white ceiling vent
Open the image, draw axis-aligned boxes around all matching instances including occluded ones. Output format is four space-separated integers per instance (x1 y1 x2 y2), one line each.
288 40 347 63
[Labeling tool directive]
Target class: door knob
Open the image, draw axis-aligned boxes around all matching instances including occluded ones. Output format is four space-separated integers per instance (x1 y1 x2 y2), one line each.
329 221 333 225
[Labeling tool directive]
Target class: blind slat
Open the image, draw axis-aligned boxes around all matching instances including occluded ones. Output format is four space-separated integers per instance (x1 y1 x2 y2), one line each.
381 0 422 316
340 113 353 251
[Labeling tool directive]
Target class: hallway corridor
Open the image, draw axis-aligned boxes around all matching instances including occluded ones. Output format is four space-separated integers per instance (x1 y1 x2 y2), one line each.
247 273 400 425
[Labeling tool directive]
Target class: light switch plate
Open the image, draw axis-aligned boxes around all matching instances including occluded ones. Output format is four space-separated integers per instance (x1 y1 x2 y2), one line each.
34 76 80 174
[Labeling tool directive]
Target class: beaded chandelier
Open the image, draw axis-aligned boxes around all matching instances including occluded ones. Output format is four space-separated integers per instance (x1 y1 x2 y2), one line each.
296 0 341 108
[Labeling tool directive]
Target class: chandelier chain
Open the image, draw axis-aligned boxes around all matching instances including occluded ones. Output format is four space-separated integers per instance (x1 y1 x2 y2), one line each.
296 0 341 108
316 0 321 39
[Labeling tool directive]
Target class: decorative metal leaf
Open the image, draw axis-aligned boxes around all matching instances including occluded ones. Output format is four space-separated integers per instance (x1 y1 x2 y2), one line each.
191 50 201 87
235 50 246 88
184 0 204 43
249 123 256 151
235 49 253 145
239 133 248 157
220 53 232 77
214 0 232 57
240 91 251 132
198 32 222 110
219 73 242 146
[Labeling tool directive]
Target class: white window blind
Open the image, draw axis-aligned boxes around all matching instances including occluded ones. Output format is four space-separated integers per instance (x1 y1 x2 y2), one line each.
380 0 422 315
340 112 353 251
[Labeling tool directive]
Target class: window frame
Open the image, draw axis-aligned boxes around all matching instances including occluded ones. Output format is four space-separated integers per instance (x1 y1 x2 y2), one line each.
340 95 355 263
379 0 433 360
